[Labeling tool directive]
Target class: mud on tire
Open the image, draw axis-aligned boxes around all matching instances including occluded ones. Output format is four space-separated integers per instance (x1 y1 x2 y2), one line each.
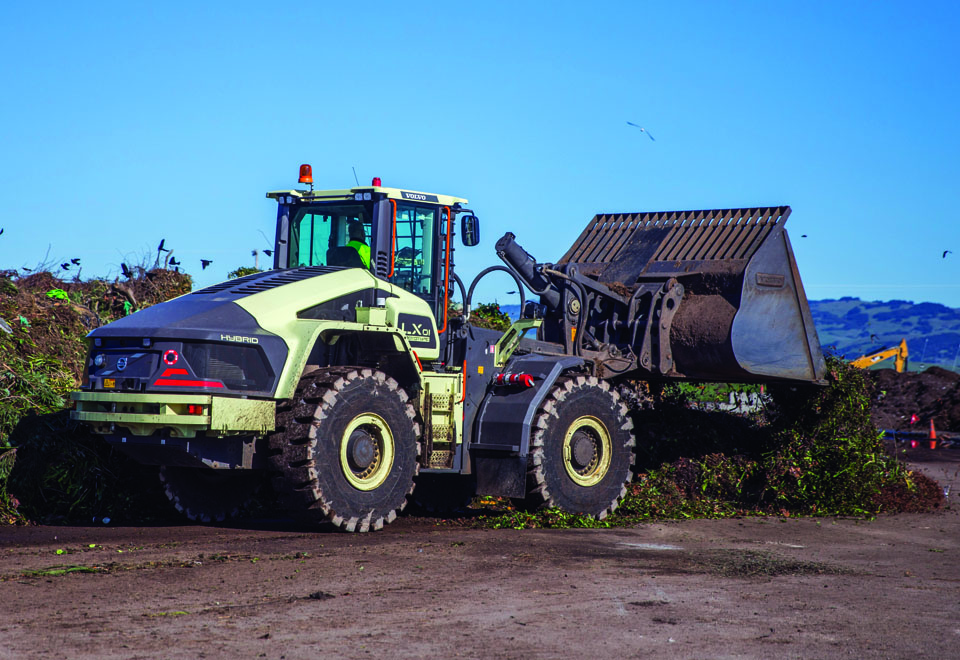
524 376 635 519
268 367 420 532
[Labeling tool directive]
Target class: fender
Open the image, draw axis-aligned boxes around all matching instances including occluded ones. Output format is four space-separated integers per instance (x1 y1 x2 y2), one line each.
470 355 585 497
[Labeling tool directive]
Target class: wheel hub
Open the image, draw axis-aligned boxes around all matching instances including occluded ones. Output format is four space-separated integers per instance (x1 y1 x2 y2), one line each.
339 413 395 491
562 416 612 487
347 430 377 471
571 432 596 469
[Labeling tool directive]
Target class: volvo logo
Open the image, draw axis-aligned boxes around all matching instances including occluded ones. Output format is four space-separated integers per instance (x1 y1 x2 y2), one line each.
116 357 128 371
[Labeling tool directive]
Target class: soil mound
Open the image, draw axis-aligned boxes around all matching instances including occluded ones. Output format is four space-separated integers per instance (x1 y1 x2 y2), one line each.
869 367 960 431
0 268 191 381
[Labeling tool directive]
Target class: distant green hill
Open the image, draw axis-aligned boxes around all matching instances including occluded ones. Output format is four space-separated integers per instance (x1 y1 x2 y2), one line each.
502 297 960 372
809 297 960 372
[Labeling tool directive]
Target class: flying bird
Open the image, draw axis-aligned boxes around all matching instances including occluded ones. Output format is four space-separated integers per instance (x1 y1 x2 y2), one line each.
70 258 80 265
801 234 808 238
263 249 273 257
200 259 212 270
626 122 655 141
121 263 133 279
168 257 181 267
943 250 952 259
60 262 70 271
158 239 168 252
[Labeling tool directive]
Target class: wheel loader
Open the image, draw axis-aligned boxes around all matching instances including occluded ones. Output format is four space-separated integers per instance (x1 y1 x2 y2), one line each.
71 165 826 531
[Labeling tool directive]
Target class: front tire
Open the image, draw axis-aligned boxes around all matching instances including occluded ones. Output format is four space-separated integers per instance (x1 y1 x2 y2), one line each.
524 376 635 518
269 368 420 532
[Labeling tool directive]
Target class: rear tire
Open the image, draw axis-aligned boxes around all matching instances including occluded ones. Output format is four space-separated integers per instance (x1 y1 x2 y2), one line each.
159 466 264 523
523 376 635 518
268 368 420 532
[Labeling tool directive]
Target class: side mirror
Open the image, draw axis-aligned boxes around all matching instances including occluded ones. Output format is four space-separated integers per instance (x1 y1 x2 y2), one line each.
461 214 480 247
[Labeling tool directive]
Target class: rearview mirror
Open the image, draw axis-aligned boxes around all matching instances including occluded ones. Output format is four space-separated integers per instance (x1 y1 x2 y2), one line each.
461 214 480 247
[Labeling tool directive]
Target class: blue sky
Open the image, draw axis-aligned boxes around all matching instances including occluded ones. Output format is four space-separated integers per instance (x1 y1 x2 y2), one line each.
2 1 959 307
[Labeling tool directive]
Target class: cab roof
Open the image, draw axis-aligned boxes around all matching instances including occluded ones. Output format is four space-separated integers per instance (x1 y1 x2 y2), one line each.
266 185 468 207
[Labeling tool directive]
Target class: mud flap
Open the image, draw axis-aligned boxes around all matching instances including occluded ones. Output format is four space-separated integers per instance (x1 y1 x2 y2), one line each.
473 455 527 498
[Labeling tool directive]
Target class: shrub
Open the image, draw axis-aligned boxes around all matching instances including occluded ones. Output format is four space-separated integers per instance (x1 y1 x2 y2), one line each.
469 302 512 332
228 266 262 279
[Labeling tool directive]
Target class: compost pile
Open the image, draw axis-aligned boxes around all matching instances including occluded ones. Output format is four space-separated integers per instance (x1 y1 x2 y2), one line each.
869 367 960 432
0 268 192 524
0 268 191 382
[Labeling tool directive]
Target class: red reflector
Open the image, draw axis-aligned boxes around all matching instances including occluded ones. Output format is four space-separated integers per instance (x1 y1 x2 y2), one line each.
372 176 382 186
153 378 225 388
187 404 204 415
494 373 534 388
299 163 313 184
163 349 179 366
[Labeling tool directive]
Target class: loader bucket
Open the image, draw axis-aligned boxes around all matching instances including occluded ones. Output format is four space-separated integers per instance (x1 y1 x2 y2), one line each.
558 206 825 382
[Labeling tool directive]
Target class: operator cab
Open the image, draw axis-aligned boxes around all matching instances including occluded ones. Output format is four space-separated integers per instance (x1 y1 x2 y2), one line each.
266 166 478 325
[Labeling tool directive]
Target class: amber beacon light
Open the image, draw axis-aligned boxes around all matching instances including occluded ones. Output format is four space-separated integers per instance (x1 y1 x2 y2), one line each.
298 164 313 184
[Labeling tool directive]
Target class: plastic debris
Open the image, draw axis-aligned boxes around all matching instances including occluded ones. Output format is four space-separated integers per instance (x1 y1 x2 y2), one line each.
0 317 12 334
45 288 69 300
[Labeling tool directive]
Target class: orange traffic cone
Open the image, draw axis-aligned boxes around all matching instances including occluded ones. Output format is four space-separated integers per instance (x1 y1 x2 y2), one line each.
929 420 938 449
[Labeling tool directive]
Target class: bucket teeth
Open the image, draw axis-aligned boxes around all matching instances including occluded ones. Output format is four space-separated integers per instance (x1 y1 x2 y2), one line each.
559 207 791 284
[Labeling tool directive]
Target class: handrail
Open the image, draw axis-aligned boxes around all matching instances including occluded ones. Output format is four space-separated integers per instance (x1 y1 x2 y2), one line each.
387 199 397 277
438 206 453 335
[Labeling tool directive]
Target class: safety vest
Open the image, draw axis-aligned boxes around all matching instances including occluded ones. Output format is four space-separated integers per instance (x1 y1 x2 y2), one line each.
347 241 371 269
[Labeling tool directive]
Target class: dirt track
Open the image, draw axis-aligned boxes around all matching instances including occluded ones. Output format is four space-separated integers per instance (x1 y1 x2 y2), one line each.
1 448 958 659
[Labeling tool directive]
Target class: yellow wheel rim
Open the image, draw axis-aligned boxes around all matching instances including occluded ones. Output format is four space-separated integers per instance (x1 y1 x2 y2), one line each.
339 413 395 491
562 416 612 487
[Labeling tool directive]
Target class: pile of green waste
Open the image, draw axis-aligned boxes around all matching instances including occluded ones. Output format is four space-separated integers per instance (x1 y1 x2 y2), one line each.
0 269 191 524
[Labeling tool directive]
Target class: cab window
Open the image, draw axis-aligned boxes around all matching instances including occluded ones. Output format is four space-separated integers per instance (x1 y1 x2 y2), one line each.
389 203 436 295
288 205 370 268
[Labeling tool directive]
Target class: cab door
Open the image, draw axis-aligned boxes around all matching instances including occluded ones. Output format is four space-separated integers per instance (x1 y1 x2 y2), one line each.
388 202 440 308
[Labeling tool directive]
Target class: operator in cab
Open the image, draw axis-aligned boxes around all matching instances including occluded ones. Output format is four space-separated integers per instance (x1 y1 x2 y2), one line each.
346 220 371 270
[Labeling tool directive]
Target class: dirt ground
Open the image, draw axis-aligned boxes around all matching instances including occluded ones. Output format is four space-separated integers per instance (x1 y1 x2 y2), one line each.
0 448 957 659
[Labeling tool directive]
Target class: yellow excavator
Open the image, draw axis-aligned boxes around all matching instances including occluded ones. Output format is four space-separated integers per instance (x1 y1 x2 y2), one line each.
851 338 909 373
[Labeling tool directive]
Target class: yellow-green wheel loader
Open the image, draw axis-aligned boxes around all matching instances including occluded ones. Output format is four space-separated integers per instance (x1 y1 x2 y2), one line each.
71 166 825 531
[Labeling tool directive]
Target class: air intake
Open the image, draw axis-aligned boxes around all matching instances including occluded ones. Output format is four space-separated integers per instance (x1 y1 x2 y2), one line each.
192 266 342 296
